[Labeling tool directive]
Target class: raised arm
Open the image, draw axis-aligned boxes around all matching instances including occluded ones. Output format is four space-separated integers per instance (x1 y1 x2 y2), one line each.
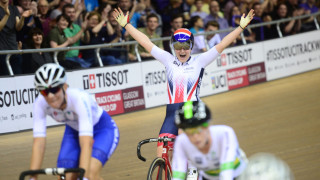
215 9 255 54
0 3 10 31
113 7 155 53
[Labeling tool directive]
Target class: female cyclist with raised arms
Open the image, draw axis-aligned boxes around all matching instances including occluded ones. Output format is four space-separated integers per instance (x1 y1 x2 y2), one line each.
29 63 119 180
172 101 247 180
113 8 255 157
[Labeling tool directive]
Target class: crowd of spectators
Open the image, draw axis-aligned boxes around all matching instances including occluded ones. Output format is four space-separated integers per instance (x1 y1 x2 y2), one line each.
0 0 319 76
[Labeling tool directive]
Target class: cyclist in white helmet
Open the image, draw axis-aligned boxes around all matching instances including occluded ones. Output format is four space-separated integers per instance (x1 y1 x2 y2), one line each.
237 152 294 180
113 7 255 157
172 101 247 180
30 63 119 180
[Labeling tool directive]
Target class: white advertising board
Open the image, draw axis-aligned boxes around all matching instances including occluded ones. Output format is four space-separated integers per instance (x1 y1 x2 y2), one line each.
0 75 61 134
212 43 264 71
200 69 228 97
70 63 143 93
264 30 320 80
141 60 167 108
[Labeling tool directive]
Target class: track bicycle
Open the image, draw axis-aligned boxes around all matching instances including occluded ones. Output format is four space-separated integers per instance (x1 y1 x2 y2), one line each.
137 136 175 180
19 167 85 180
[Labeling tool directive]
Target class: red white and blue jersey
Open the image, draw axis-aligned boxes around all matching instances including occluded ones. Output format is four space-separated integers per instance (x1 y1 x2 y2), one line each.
151 45 220 104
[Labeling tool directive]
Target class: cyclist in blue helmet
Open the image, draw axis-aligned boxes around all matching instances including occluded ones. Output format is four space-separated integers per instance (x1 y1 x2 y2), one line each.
113 8 255 157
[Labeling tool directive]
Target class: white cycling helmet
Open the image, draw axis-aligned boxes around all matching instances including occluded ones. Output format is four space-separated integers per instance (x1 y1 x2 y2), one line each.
237 152 294 180
34 63 66 90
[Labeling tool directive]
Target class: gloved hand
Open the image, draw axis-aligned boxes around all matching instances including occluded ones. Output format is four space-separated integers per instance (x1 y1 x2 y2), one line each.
239 9 255 29
113 7 130 28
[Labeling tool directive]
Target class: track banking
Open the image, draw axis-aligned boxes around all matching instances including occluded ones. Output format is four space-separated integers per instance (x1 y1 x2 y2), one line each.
267 40 320 61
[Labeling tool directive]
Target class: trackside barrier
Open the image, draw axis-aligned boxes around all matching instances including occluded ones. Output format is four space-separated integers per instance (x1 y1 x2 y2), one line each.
0 32 320 134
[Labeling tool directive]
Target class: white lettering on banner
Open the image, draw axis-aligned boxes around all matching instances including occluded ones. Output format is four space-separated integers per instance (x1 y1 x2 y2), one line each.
227 69 247 78
123 91 139 100
82 70 129 90
145 71 166 86
124 99 145 108
249 72 266 81
102 104 117 112
0 89 39 107
228 77 243 86
218 48 253 67
267 40 320 61
96 94 121 104
248 66 261 74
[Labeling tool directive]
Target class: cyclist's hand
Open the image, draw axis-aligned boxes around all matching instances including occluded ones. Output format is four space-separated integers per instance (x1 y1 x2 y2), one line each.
240 9 255 29
113 7 129 28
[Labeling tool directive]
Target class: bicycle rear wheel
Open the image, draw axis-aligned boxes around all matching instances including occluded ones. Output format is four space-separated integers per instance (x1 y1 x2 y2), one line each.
147 157 171 180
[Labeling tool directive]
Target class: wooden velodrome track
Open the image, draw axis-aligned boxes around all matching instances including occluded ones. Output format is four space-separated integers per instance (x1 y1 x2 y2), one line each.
1 69 320 180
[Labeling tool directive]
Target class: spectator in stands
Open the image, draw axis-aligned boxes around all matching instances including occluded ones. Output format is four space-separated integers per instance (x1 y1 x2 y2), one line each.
48 14 84 69
251 2 264 41
84 0 98 12
22 27 54 73
118 0 143 29
129 13 163 61
261 0 278 16
189 15 204 34
162 13 184 53
190 0 210 15
100 9 128 63
161 0 189 33
62 3 89 68
190 0 209 20
49 0 71 20
0 0 32 76
189 15 207 54
205 20 221 49
37 0 53 37
273 3 302 37
203 0 229 39
81 11 123 66
230 5 256 45
299 0 319 32
224 0 245 22
133 0 163 34
285 0 300 17
16 0 43 44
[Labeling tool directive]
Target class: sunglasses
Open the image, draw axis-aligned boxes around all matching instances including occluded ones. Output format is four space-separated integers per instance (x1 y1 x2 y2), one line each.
40 86 62 97
173 42 191 50
184 126 203 135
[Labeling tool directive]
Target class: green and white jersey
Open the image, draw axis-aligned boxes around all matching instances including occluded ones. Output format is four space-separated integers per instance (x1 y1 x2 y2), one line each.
172 125 247 180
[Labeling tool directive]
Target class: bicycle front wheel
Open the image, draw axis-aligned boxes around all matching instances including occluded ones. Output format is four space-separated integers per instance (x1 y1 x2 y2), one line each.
147 157 171 180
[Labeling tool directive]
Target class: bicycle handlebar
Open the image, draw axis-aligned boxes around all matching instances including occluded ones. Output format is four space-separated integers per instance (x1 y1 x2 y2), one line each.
19 168 85 180
137 137 175 162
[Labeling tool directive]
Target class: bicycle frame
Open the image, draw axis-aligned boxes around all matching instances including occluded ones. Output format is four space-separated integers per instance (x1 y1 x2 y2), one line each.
137 136 175 180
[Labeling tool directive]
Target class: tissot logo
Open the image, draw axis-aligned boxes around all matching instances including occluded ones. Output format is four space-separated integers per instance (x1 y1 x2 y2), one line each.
145 71 166 86
217 48 253 67
83 70 129 90
217 53 227 67
89 74 95 89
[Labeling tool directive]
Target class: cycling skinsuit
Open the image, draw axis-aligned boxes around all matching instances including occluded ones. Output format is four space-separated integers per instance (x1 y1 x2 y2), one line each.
172 125 247 180
150 45 220 145
33 88 119 168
